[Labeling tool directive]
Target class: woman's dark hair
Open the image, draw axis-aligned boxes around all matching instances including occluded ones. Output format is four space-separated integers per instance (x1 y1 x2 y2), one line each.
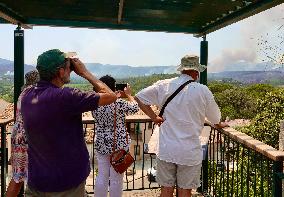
98 75 116 91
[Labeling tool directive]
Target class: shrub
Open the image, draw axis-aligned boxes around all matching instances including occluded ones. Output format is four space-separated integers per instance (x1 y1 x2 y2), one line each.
239 90 284 149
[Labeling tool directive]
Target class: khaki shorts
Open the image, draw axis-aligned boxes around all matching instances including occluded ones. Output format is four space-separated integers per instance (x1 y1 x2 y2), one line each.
25 181 86 197
156 158 201 189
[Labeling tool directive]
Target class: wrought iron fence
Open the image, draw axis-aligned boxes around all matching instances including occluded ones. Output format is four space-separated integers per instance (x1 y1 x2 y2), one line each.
0 118 13 197
202 124 284 197
83 115 160 194
83 118 284 196
1 116 283 197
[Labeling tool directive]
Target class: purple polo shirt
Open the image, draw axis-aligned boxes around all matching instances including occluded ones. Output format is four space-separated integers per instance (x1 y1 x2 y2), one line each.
21 81 100 192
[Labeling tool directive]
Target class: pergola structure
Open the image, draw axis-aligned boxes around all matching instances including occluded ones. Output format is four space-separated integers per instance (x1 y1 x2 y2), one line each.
0 0 284 195
0 0 283 106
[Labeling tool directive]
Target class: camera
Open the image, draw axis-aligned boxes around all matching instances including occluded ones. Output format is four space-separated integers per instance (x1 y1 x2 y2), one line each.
65 52 77 71
116 83 127 91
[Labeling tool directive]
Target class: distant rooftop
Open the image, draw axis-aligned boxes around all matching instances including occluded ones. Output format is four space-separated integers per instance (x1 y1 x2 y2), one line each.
0 99 13 120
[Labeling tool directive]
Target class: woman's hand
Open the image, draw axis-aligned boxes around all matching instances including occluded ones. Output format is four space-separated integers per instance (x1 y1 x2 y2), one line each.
119 84 136 102
123 84 132 96
115 91 122 98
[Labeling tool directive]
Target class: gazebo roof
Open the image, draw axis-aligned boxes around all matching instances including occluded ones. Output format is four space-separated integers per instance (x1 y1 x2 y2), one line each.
0 0 283 36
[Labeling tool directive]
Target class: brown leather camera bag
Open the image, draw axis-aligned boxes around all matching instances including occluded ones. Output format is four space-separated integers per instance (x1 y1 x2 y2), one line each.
110 105 134 174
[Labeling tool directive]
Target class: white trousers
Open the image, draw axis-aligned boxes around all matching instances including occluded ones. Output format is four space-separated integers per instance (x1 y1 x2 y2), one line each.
94 152 124 197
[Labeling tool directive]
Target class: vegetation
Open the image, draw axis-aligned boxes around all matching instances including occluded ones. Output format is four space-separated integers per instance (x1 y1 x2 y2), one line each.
1 73 283 149
65 83 92 91
209 83 252 120
116 73 179 95
206 81 282 149
0 80 14 103
208 82 278 121
239 90 284 149
67 73 179 95
209 144 273 196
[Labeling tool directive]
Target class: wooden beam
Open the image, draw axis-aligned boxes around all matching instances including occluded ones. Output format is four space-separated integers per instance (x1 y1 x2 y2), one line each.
27 18 199 34
118 0 124 24
195 0 283 37
0 5 32 29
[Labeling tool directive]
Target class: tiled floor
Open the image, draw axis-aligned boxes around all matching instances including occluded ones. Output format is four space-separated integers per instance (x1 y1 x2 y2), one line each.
122 189 161 197
86 188 203 197
122 189 203 197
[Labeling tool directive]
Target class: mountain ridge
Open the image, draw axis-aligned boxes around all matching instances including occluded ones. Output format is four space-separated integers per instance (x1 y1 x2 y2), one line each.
0 58 283 83
0 58 35 75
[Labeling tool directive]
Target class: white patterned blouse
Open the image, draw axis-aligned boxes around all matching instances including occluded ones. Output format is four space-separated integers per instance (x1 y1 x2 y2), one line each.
92 99 139 155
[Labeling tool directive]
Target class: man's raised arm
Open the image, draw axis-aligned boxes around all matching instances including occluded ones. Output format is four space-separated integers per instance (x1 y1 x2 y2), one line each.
71 58 117 106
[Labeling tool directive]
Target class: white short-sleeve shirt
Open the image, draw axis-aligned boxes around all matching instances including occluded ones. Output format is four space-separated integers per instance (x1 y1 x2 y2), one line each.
136 74 221 166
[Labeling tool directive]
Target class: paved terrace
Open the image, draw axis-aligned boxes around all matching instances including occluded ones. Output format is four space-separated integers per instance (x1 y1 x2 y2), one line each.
1 104 284 196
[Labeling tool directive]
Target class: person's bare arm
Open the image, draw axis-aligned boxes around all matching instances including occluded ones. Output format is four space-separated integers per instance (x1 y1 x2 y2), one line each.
134 96 164 125
71 58 117 106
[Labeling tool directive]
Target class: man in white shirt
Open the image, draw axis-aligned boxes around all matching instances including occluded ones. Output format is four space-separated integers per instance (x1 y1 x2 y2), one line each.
135 55 224 197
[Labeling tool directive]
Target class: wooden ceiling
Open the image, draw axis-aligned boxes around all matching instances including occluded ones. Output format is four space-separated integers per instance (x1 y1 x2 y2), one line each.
0 0 283 36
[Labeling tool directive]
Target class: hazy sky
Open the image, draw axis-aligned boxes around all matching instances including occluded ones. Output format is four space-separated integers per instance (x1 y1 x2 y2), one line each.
0 3 283 72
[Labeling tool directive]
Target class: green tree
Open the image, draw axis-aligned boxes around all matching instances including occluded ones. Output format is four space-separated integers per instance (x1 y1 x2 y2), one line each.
240 90 284 149
244 84 275 99
208 82 234 94
214 87 256 120
117 73 178 94
65 83 92 91
0 83 13 102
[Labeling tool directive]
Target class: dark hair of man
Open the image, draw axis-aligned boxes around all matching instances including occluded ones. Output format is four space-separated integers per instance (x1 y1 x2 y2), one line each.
38 60 68 82
98 75 116 92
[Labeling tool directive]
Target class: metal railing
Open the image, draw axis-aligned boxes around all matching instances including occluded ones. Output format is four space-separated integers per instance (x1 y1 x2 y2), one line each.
0 117 13 197
202 124 284 197
84 117 284 196
1 116 283 196
83 115 160 194
124 115 159 191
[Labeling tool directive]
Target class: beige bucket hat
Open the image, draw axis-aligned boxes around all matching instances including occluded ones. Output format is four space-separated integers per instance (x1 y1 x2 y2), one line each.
177 55 207 72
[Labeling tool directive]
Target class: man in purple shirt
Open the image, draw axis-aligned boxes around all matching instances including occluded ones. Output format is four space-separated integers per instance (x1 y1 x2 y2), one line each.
21 49 117 196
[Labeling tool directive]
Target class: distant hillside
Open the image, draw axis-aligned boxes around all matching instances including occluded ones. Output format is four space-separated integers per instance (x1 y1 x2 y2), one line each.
83 63 176 78
214 61 279 72
0 58 35 75
209 70 284 84
1 58 283 84
0 58 176 78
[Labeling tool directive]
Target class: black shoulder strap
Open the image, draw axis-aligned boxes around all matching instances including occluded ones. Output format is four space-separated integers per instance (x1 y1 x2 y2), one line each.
159 80 194 117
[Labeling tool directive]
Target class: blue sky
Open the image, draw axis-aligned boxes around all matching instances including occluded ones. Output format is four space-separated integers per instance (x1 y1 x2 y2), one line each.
0 3 283 72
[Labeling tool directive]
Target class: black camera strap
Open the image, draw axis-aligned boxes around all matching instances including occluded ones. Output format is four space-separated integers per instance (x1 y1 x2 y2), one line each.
159 80 194 117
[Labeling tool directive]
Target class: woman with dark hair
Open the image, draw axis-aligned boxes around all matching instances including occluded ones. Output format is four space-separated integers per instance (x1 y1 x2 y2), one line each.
92 75 139 197
97 75 116 91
